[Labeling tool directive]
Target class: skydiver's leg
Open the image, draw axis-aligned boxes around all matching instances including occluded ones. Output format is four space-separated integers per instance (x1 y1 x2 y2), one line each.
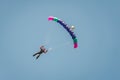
36 52 43 59
33 53 37 56
36 54 41 59
33 52 39 56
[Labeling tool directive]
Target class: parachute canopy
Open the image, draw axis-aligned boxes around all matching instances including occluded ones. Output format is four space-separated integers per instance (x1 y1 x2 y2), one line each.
48 16 78 48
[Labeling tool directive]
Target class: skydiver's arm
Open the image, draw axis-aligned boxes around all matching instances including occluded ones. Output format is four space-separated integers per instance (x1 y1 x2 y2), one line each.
44 50 48 53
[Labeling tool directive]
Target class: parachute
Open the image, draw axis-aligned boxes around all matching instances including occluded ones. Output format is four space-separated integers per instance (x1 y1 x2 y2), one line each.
48 16 78 48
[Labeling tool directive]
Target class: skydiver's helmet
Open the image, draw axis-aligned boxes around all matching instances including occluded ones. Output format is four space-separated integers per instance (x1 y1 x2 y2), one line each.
40 46 46 52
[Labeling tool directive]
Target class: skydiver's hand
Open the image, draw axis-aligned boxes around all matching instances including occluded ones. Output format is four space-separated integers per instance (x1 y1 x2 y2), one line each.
44 50 48 53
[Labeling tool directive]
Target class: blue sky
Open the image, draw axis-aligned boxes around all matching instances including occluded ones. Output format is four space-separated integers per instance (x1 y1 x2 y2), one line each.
0 0 120 80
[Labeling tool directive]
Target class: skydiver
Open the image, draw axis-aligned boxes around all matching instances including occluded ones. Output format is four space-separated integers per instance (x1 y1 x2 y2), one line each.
33 46 48 59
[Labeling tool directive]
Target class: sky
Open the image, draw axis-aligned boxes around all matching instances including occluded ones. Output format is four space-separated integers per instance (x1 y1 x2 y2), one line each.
0 0 120 80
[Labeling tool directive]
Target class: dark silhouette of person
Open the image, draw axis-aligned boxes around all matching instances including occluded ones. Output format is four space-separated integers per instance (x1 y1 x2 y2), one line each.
33 46 48 59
